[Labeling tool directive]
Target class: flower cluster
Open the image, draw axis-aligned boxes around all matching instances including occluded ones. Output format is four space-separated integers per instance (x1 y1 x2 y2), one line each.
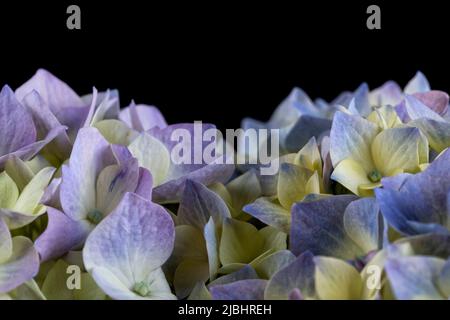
1 70 449 300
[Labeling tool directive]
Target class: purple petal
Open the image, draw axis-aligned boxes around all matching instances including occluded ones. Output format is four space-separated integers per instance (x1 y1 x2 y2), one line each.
385 256 445 299
404 71 430 94
370 81 403 107
349 83 371 116
40 177 62 209
83 193 175 283
265 251 315 300
210 279 267 300
60 127 115 220
0 85 36 157
120 104 167 131
21 90 72 162
413 91 449 116
153 158 234 203
134 168 153 200
95 158 140 215
35 208 91 262
15 69 88 138
0 125 66 170
290 195 362 259
178 180 230 229
149 123 235 203
283 115 332 153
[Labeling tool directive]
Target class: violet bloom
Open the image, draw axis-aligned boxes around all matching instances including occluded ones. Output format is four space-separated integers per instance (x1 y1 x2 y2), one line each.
0 85 62 169
35 127 152 261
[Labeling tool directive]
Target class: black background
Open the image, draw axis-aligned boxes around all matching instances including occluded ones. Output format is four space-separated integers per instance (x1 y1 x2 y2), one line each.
0 1 448 130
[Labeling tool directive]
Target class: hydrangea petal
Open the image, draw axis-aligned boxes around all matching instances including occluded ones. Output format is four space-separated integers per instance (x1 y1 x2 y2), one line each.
386 256 445 300
331 158 371 196
119 104 167 131
128 132 170 186
283 116 332 153
174 259 209 299
0 85 36 157
4 156 34 192
177 180 230 229
95 160 140 215
404 71 430 94
21 90 72 162
83 193 175 299
13 167 55 214
94 119 137 145
264 251 315 300
413 91 449 116
290 195 363 259
343 198 381 253
35 208 91 262
255 250 296 279
375 149 450 235
0 219 12 264
226 170 262 218
0 237 39 293
349 83 371 117
371 127 426 176
330 112 379 172
134 168 153 200
277 163 314 209
0 172 19 209
204 218 220 280
409 118 450 153
314 256 363 300
210 279 267 300
208 265 258 287
149 123 235 203
60 127 115 221
404 95 444 121
369 81 403 107
220 218 264 266
244 197 290 233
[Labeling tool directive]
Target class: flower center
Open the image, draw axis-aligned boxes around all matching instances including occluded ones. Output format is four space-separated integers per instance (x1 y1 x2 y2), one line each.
133 281 150 297
87 209 103 225
368 170 382 183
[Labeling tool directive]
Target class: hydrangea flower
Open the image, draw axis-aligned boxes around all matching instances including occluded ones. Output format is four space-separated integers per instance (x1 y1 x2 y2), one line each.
244 137 326 232
15 70 120 165
0 85 63 169
0 158 55 229
330 111 428 196
83 192 176 300
1 70 450 300
35 127 152 261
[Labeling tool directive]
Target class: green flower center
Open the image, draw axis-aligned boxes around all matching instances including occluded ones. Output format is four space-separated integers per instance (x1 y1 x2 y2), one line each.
133 281 150 297
368 170 382 183
87 209 103 225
